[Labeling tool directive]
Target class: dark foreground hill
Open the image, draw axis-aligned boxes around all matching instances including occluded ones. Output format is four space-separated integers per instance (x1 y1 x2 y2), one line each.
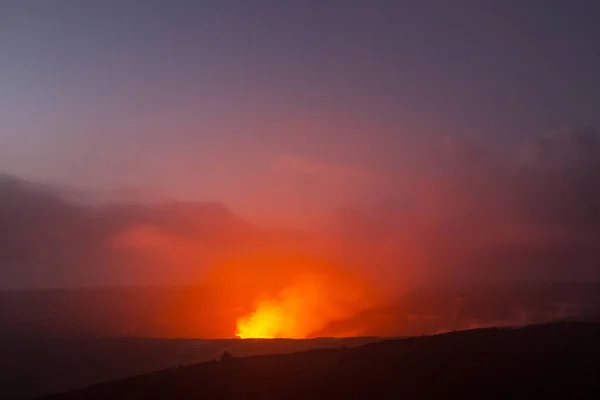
42 322 600 399
0 336 381 400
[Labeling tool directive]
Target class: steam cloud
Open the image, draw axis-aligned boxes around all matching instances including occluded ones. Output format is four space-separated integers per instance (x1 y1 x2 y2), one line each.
0 127 599 291
329 126 600 287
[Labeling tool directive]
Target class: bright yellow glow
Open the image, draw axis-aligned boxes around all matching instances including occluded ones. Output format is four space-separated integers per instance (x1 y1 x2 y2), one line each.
233 266 377 339
236 301 288 339
235 276 324 339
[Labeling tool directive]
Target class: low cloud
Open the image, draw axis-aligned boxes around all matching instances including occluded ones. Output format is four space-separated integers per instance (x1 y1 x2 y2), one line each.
0 175 267 287
328 126 600 286
1 127 599 290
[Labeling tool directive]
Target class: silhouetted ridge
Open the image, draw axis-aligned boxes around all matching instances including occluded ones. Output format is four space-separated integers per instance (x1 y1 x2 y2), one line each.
41 322 600 399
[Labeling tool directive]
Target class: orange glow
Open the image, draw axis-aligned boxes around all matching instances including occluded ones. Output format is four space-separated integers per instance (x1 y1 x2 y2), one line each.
235 271 376 339
109 226 392 338
235 277 317 339
236 300 287 339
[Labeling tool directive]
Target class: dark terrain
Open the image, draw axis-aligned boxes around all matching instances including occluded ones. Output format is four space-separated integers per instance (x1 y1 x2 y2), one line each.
2 283 599 399
0 335 381 400
42 322 600 399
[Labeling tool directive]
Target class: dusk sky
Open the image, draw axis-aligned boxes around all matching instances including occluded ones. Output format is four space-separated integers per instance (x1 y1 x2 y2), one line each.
3 6 600 392
2 1 600 225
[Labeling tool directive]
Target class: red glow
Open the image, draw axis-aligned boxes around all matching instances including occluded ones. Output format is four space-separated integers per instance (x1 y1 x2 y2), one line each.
202 254 380 339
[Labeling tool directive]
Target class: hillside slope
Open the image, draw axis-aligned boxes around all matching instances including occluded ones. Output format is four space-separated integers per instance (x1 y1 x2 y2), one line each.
42 322 600 399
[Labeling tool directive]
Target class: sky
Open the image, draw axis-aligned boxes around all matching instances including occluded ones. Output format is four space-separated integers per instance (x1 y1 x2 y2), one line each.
2 1 600 225
0 1 600 293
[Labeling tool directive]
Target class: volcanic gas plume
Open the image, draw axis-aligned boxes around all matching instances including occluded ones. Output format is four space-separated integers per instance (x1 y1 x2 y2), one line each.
236 274 357 338
203 255 379 339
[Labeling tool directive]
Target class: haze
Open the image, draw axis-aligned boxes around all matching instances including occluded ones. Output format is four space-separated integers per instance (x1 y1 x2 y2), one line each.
1 1 600 340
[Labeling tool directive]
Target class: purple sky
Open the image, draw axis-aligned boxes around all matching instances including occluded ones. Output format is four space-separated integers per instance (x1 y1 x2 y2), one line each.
1 1 600 225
